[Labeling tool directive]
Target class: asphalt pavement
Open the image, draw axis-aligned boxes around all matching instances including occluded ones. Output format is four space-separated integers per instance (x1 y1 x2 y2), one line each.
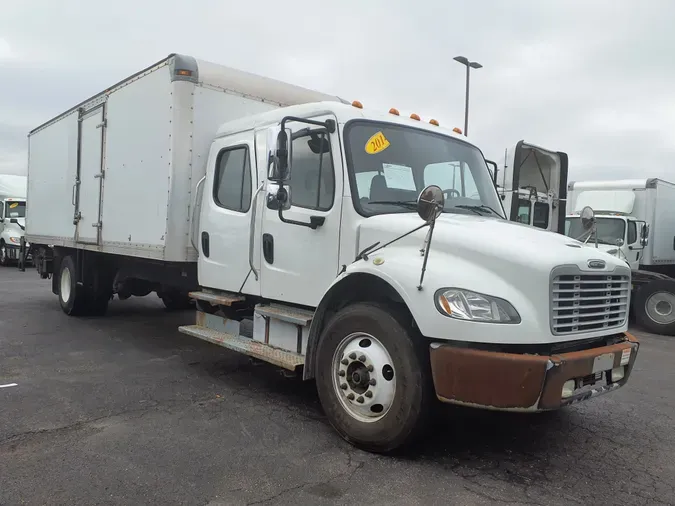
1 268 673 505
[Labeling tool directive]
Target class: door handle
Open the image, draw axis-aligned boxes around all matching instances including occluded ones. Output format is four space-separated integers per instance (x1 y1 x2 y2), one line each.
201 231 210 258
263 233 274 264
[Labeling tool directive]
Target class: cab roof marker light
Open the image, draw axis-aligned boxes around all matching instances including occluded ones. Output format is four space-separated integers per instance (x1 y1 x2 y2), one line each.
352 100 363 109
410 113 421 121
389 108 400 116
453 127 463 134
429 119 439 126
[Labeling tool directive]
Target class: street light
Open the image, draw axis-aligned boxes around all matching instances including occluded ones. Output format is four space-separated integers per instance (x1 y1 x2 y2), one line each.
453 56 482 136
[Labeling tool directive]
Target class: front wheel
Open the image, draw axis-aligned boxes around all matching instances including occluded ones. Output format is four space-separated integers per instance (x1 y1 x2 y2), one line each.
0 241 11 267
634 279 675 335
315 302 433 453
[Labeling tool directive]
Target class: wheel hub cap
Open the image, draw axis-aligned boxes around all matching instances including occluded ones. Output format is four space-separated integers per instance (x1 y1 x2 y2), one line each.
645 291 675 325
332 332 396 422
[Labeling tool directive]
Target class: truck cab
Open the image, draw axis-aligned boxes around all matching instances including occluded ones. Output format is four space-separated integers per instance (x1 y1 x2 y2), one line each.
0 197 28 266
185 100 639 451
565 213 648 271
495 141 568 233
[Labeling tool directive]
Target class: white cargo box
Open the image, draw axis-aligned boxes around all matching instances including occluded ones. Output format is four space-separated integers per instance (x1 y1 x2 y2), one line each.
26 53 345 262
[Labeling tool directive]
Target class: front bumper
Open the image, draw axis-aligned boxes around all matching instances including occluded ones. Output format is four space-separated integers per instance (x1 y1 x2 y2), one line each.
2 242 32 261
429 332 639 411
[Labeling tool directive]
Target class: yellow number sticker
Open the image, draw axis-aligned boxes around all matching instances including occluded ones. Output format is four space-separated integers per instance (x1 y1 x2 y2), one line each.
365 131 391 155
9 203 18 208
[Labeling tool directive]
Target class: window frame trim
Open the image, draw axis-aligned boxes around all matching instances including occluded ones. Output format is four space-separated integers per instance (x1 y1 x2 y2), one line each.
212 144 253 214
287 129 336 212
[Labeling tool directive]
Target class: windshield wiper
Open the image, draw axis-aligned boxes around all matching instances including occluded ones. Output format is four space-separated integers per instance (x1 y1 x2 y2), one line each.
453 204 504 218
368 200 418 210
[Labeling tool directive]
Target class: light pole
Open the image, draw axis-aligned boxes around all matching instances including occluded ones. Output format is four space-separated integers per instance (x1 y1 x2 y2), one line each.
453 56 482 136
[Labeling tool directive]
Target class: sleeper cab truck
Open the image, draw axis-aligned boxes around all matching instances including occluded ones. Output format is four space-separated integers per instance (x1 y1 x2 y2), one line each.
24 54 639 453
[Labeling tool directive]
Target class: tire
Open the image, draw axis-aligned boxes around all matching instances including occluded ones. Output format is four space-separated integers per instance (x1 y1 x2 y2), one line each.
634 279 675 335
0 241 9 267
58 255 88 316
315 302 433 454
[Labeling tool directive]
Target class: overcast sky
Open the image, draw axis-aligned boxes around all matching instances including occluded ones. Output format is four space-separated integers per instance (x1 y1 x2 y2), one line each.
1 0 674 182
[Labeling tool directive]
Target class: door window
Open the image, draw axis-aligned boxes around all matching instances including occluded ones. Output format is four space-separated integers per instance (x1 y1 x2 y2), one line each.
288 131 335 211
516 199 531 224
627 220 637 244
213 146 252 213
532 202 549 229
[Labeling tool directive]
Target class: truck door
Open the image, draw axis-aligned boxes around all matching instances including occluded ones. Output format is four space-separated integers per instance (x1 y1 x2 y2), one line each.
259 115 343 307
74 103 106 245
197 132 260 294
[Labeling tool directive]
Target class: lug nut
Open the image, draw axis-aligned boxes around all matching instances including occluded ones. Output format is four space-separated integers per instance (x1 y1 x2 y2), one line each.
358 354 366 362
347 393 355 400
341 358 349 365
365 391 373 398
349 352 356 359
338 370 345 377
340 383 348 390
357 396 364 403
367 365 374 372
369 379 376 386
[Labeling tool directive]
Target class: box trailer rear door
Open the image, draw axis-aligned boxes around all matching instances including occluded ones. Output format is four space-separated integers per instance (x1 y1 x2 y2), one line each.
74 103 106 244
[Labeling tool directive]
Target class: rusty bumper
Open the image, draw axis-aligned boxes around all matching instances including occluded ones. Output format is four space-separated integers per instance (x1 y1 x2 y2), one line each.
429 333 639 411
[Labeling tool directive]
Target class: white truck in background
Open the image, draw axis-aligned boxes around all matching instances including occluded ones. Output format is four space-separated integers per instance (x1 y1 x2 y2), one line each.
566 178 675 335
493 141 568 233
0 174 28 266
21 53 640 453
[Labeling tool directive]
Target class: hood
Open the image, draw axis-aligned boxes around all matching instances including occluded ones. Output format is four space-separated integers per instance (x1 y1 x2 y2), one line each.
357 212 625 273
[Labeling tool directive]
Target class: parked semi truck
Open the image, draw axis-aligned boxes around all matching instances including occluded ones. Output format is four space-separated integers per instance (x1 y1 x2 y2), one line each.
0 174 28 266
566 178 675 335
494 141 568 233
21 53 640 453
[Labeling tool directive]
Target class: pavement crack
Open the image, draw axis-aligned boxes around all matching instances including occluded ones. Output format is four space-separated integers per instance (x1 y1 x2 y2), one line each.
245 483 308 505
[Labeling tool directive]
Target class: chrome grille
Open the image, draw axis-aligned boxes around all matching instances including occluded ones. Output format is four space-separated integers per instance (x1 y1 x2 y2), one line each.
551 269 630 335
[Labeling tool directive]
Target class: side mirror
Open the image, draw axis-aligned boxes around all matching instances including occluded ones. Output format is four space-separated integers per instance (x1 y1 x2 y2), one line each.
641 224 649 246
417 185 445 223
615 238 625 247
580 205 595 231
267 127 293 182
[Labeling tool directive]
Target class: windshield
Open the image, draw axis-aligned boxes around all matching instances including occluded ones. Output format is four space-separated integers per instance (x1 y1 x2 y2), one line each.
344 121 505 218
565 217 625 245
4 201 25 219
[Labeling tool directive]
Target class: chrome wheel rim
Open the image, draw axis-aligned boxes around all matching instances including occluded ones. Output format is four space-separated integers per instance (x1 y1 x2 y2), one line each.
331 332 396 423
645 291 675 325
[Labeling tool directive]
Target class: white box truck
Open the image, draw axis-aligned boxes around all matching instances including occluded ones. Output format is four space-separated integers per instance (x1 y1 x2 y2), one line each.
566 178 675 335
22 53 640 453
0 174 28 266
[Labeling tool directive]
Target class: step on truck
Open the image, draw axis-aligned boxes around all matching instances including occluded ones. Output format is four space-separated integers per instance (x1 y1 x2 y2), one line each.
566 178 675 335
22 53 640 453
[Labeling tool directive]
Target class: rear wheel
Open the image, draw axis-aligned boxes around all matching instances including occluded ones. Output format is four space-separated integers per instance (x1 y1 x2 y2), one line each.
58 255 88 316
57 254 111 316
634 279 675 335
315 302 433 453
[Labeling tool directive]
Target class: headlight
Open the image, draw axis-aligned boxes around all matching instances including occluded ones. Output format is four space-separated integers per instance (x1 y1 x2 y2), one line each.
435 288 521 323
8 237 20 244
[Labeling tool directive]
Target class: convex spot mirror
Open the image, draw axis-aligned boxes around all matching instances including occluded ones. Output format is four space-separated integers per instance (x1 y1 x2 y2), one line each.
417 185 445 223
267 126 294 182
580 206 595 230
